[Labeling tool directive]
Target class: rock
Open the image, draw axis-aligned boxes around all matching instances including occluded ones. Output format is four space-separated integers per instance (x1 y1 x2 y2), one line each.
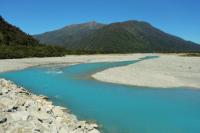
86 123 99 130
0 78 101 133
10 111 30 121
88 129 101 133
52 106 64 117
5 122 35 133
0 116 7 124
39 95 49 100
7 106 18 112
23 100 38 111
38 118 43 123
0 127 4 133
0 97 20 112
90 123 98 128
17 90 30 95
0 88 9 94
58 126 69 133
33 128 41 132
31 111 50 120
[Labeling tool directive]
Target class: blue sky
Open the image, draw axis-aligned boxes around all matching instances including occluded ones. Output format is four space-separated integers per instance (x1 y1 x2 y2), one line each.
0 0 200 43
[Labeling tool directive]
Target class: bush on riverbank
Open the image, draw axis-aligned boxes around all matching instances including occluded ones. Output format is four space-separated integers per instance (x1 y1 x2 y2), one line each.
0 44 67 59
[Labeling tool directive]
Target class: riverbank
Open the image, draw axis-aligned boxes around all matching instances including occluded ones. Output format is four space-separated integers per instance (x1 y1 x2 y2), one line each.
0 54 148 133
0 78 100 133
0 54 147 73
92 54 200 88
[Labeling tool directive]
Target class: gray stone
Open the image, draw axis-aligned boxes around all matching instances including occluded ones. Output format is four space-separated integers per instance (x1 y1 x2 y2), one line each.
10 111 30 121
39 95 49 100
0 116 7 124
0 78 101 133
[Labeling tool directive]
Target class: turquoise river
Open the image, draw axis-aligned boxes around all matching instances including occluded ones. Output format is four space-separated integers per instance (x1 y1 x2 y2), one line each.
0 56 200 133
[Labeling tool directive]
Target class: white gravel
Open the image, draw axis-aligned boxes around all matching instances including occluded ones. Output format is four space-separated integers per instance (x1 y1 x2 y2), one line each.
92 54 200 88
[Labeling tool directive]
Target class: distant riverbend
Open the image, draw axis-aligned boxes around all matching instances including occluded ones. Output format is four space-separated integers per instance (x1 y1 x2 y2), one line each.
1 56 200 133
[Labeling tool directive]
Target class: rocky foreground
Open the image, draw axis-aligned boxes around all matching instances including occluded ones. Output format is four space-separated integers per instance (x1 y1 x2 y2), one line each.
0 79 100 133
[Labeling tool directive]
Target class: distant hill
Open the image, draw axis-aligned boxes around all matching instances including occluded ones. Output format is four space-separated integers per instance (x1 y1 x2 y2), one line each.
0 16 66 59
34 21 105 46
34 20 200 53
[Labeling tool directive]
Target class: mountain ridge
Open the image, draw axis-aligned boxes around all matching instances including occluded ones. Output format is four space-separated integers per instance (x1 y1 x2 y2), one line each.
34 20 200 53
34 21 105 46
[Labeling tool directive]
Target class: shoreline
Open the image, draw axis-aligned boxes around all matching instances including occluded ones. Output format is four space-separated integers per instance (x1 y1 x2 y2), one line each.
0 78 100 133
0 54 147 73
0 54 148 133
92 54 200 89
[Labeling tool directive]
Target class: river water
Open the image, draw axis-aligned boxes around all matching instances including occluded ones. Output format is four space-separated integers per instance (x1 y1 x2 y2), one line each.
1 56 200 133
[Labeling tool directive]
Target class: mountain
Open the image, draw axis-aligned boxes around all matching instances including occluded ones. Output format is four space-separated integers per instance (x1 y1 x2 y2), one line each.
34 21 105 46
0 16 67 59
0 16 38 46
34 20 200 53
